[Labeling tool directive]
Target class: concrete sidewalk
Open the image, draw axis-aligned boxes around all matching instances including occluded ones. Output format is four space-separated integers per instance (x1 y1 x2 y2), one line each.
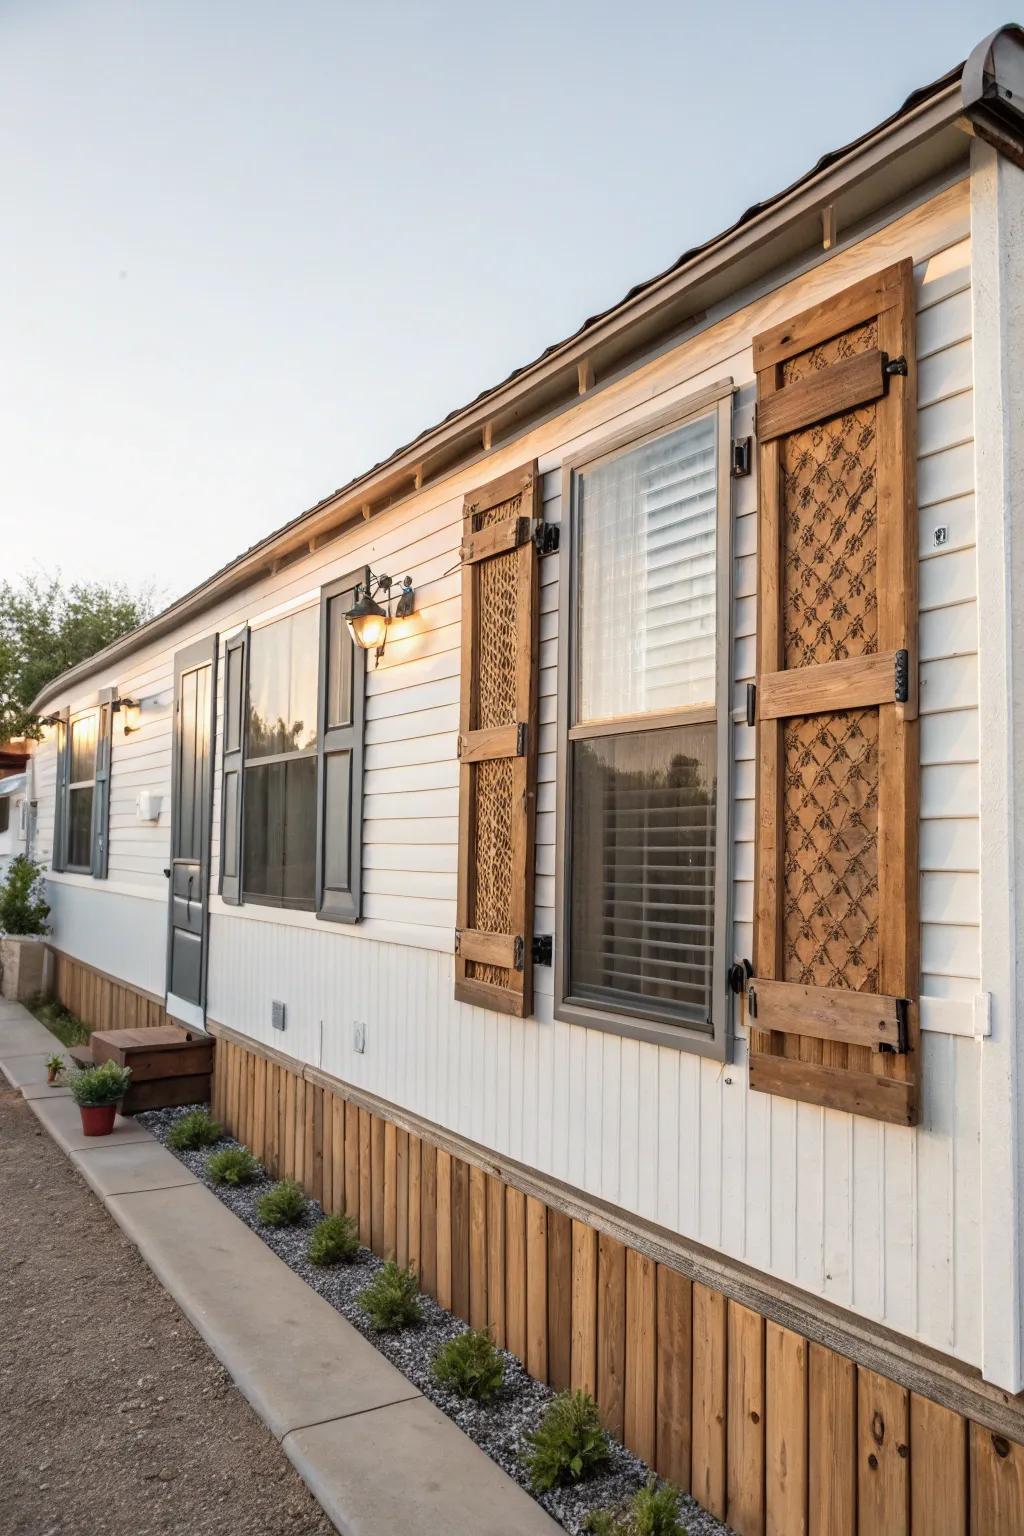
1 1002 559 1536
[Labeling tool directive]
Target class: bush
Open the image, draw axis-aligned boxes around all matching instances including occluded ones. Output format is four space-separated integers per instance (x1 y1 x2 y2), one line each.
584 1481 687 1536
359 1261 422 1331
206 1145 259 1187
521 1390 610 1493
0 855 50 936
168 1109 223 1151
257 1179 307 1227
68 1060 132 1107
45 1053 65 1079
30 997 89 1048
307 1213 360 1266
432 1329 505 1402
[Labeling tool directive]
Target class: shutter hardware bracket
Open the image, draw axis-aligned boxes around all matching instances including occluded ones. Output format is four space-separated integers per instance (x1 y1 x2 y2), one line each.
746 682 756 727
894 649 910 703
728 958 753 995
879 998 911 1055
533 520 560 557
883 354 908 377
532 934 553 966
731 437 752 478
513 935 525 971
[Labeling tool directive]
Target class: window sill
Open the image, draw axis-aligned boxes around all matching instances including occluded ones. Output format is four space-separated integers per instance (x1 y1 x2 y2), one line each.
555 994 731 1058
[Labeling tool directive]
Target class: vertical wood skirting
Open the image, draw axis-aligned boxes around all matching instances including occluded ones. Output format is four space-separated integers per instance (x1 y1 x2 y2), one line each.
52 950 169 1033
210 1030 1024 1536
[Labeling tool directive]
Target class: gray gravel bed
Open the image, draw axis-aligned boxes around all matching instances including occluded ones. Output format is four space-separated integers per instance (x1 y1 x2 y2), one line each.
139 1105 733 1536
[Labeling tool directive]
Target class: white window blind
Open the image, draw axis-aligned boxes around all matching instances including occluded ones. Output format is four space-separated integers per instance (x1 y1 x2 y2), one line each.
574 413 717 723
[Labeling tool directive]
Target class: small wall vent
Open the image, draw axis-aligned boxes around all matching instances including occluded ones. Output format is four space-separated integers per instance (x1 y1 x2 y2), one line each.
271 1000 286 1031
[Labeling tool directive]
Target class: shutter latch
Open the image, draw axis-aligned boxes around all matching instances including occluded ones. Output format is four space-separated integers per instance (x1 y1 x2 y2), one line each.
883 354 908 377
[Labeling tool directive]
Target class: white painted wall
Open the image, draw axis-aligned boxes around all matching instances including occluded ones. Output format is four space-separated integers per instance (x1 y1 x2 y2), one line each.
31 174 1001 1374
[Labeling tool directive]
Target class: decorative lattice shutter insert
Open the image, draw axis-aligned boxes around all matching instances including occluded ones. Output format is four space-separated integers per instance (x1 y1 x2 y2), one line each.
455 462 541 1017
748 259 919 1126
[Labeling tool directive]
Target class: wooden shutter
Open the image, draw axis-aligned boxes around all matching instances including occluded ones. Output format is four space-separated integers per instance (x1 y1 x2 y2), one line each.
315 570 367 924
748 260 919 1126
455 462 541 1017
51 706 70 872
219 627 249 905
90 687 116 879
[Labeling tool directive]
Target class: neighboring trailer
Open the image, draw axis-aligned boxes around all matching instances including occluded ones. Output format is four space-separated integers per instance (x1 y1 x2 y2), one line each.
27 30 1024 1534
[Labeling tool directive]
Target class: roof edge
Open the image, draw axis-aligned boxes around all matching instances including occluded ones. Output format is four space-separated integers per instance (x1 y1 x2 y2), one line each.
33 27 1024 714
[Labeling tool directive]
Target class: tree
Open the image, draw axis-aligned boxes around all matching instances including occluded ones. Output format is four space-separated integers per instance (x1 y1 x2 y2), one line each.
0 574 157 742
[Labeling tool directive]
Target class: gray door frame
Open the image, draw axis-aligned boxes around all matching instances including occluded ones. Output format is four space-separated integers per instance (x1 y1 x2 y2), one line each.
166 633 218 1020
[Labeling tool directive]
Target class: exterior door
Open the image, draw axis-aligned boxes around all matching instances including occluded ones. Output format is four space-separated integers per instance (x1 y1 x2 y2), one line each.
166 635 217 1025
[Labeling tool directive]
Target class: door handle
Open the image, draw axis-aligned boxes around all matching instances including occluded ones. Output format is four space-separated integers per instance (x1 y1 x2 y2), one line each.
186 873 194 924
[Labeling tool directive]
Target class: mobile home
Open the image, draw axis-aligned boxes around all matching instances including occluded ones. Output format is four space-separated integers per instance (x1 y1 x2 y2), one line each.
26 27 1024 1531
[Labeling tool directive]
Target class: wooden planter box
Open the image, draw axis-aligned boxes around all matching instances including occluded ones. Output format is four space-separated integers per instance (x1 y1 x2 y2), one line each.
90 1025 213 1114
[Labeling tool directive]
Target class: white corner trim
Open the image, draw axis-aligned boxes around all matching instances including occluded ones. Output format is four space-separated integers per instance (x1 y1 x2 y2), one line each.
970 139 1024 1393
165 993 206 1033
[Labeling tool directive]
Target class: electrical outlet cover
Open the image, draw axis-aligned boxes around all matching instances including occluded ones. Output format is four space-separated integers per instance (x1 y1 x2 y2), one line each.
353 1021 366 1054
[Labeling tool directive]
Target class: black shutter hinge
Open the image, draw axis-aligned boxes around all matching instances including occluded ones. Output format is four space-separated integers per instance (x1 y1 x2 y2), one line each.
746 682 757 727
747 985 757 1019
728 958 753 995
879 998 911 1055
532 934 553 966
731 436 752 477
534 521 560 557
513 934 525 971
454 928 462 956
516 721 528 756
894 649 910 703
884 354 908 377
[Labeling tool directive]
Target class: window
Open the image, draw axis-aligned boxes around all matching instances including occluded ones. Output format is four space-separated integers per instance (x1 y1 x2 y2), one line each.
242 605 319 909
52 690 115 878
0 798 10 835
221 572 367 918
556 387 733 1054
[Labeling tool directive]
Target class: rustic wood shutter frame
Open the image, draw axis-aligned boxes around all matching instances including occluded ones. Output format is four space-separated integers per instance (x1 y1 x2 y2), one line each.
219 627 249 906
749 260 920 1126
90 687 116 879
315 569 367 924
455 462 541 1017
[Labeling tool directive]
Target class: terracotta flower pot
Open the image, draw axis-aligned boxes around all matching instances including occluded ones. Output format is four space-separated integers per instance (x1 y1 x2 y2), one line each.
47 1067 59 1084
79 1104 117 1137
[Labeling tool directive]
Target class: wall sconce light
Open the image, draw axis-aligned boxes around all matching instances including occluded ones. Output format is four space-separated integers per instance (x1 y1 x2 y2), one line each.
345 571 415 666
113 696 142 733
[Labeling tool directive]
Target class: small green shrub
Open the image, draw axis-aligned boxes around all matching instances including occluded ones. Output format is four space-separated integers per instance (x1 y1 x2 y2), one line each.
68 1060 132 1107
45 1053 64 1080
257 1178 307 1227
30 997 89 1047
0 855 50 936
521 1390 610 1493
206 1145 259 1187
168 1109 223 1151
584 1480 687 1536
307 1213 360 1266
359 1261 422 1331
432 1329 505 1402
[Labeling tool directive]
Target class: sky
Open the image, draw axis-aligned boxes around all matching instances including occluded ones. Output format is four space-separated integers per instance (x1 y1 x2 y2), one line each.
0 0 1006 607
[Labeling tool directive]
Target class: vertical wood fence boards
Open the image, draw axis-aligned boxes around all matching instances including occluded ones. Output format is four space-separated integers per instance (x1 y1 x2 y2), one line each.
196 1030 1024 1536
54 951 168 1034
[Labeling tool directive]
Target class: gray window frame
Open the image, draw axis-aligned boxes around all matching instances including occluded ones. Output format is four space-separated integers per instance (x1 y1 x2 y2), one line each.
554 380 735 1058
52 690 115 878
239 604 320 914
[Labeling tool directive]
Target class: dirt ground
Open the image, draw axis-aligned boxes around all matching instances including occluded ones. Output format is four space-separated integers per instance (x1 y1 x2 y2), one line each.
0 1081 337 1536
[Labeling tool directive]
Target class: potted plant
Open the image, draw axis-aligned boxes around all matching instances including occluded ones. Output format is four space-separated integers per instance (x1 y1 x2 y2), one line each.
68 1060 132 1136
0 855 51 1002
45 1053 64 1085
